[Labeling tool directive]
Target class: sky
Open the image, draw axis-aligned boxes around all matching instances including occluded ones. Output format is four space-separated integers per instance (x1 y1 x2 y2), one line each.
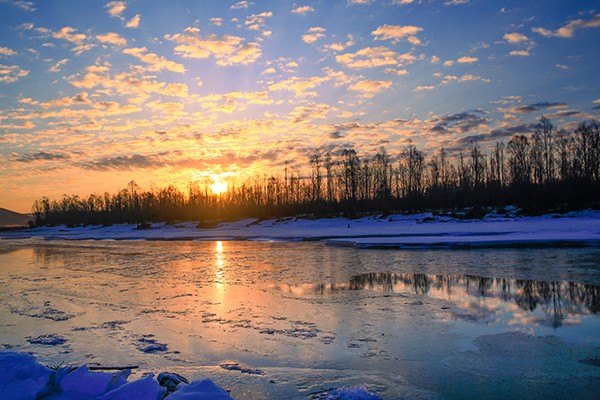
0 0 599 213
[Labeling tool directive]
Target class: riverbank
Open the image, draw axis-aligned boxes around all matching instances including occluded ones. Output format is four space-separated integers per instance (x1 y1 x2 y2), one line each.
2 210 599 248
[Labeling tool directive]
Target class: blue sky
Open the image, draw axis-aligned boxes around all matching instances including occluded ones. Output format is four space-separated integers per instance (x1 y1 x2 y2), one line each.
0 0 599 212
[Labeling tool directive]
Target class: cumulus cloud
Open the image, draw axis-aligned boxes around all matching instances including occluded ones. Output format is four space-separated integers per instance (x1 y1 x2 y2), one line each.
533 14 600 38
105 1 126 19
302 27 326 44
372 24 423 44
53 26 86 45
0 46 17 57
230 1 253 9
0 63 29 83
165 27 262 66
48 58 70 72
503 32 529 44
269 75 329 97
292 5 314 14
457 56 478 63
509 50 530 56
414 85 435 92
210 17 223 26
123 47 185 73
336 46 413 69
245 11 272 31
126 14 140 28
97 32 127 46
348 79 392 97
40 92 91 108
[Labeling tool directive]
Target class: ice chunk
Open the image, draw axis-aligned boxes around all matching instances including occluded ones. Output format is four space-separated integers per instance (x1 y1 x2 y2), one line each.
0 352 52 400
99 374 166 400
169 378 233 399
58 365 129 399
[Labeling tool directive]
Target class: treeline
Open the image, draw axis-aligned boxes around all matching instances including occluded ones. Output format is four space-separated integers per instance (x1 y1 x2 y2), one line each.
32 117 600 226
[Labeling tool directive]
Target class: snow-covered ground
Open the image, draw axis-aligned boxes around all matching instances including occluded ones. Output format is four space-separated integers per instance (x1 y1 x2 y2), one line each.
2 210 599 247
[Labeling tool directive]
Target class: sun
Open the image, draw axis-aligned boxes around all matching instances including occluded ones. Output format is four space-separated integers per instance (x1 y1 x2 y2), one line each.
210 179 228 195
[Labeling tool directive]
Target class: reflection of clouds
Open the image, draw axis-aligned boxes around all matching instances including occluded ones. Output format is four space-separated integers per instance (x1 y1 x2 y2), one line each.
273 273 599 329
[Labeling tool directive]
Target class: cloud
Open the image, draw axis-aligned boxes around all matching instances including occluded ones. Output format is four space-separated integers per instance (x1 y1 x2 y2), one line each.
14 151 70 163
371 24 423 44
414 85 435 92
123 47 185 73
0 63 29 83
533 14 600 38
245 11 272 31
302 27 326 44
288 102 332 123
445 0 469 5
336 46 413 69
429 112 488 134
230 1 253 9
393 0 414 4
510 101 568 114
0 46 17 57
69 63 189 99
40 92 91 108
165 27 262 66
509 50 530 56
97 32 127 46
555 64 569 70
348 0 373 4
457 56 478 63
292 5 314 14
126 14 140 28
503 32 529 44
348 80 392 97
12 1 36 12
269 75 329 97
53 26 86 45
81 154 164 171
210 18 223 26
459 74 490 83
105 1 126 19
48 58 70 73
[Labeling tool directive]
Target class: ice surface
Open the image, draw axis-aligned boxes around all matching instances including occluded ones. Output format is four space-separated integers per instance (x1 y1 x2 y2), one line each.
1 223 599 399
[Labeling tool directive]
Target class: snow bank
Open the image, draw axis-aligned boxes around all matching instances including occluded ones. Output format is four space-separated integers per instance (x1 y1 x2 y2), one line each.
0 352 383 399
0 351 231 400
1 210 599 248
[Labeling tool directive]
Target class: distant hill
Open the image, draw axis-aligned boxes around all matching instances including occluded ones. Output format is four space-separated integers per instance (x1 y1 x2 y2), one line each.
0 208 32 227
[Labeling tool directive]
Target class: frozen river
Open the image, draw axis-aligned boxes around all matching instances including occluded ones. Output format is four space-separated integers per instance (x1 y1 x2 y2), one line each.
1 239 599 399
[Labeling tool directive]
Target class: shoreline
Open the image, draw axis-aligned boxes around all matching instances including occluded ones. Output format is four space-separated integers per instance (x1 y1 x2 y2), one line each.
1 210 599 248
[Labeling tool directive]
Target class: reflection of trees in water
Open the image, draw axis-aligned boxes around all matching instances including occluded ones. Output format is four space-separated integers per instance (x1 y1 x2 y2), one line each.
344 273 599 326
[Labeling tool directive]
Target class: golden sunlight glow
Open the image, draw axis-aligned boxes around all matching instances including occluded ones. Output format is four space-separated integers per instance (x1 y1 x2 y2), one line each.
210 178 228 195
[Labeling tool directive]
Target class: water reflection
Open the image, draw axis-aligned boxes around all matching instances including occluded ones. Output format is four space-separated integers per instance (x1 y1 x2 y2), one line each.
275 273 599 328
